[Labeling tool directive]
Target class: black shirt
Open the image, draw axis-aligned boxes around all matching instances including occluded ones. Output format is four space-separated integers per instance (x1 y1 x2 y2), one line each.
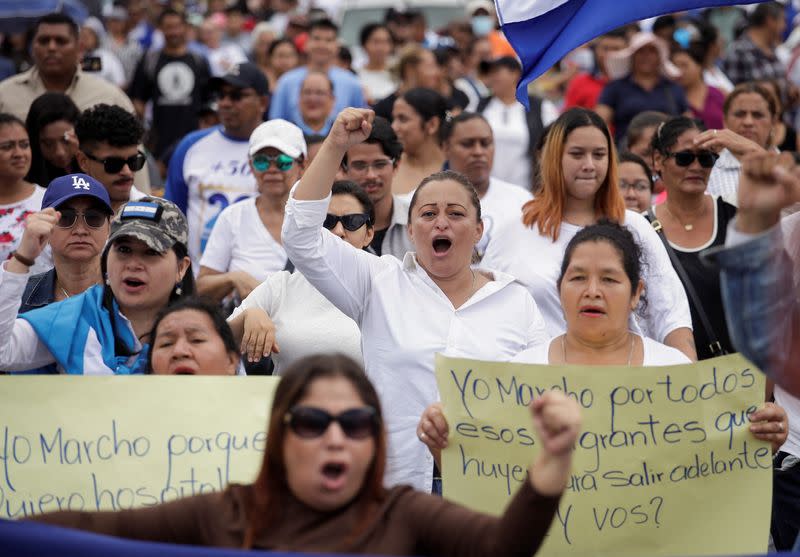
369 227 388 256
663 197 738 360
129 51 211 159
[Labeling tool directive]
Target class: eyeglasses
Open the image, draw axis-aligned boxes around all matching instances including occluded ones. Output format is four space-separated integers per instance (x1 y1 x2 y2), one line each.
56 208 108 229
283 406 379 439
665 150 719 168
83 151 146 173
323 213 371 231
251 153 296 172
216 89 255 102
344 159 393 174
619 181 651 193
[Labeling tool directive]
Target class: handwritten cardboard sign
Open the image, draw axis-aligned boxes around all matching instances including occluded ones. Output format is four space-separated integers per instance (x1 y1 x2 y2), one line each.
0 376 278 519
435 353 772 557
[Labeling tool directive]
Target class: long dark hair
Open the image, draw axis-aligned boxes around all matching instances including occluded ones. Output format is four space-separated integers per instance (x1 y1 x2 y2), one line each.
24 93 81 186
100 241 194 358
243 354 387 549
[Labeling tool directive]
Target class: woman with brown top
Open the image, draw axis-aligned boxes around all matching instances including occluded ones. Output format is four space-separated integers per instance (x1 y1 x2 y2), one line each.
30 353 582 554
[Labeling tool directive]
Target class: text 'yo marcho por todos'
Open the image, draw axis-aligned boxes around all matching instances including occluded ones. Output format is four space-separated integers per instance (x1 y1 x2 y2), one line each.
436 353 771 557
0 376 279 519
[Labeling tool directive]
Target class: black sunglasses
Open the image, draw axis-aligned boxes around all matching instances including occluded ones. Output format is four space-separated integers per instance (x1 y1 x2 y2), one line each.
56 208 108 229
323 213 371 231
83 151 146 173
215 89 255 102
284 406 379 439
666 150 719 168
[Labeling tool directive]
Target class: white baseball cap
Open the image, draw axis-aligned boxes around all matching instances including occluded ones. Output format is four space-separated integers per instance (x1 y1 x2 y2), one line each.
248 119 308 159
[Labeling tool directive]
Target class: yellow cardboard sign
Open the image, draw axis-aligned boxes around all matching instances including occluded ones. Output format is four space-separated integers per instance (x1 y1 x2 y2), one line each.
0 376 278 519
435 353 771 557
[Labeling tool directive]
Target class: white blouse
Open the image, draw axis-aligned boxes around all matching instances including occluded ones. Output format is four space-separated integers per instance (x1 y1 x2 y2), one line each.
481 209 693 343
512 334 692 365
230 270 363 376
281 190 548 492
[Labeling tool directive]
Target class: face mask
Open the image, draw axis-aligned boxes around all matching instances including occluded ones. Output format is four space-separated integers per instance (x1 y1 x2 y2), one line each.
471 15 494 37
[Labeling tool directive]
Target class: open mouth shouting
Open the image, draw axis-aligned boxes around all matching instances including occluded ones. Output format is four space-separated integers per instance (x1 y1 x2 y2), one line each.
320 460 349 491
431 236 453 257
121 276 147 294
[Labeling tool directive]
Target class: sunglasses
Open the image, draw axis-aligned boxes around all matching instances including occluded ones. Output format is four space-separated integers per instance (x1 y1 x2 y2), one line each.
216 89 255 102
252 153 295 172
323 213 371 231
56 208 108 229
83 151 146 173
284 406 378 439
665 150 719 168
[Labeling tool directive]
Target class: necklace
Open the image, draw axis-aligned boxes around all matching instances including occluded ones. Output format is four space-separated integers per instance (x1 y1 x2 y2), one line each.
56 280 71 299
662 201 705 232
561 334 636 365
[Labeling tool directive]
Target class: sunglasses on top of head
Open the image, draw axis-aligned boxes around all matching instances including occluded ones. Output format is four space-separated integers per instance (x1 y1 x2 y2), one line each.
283 406 379 439
323 213 371 231
665 150 719 168
251 153 296 172
83 151 147 173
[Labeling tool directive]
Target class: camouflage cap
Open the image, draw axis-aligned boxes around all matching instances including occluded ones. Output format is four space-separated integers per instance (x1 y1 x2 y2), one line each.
106 197 188 254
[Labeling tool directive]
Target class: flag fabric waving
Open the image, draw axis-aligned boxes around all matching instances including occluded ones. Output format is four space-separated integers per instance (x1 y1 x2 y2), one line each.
495 0 765 107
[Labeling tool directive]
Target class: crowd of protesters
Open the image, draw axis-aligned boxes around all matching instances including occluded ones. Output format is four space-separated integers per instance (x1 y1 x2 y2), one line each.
1 0 800 552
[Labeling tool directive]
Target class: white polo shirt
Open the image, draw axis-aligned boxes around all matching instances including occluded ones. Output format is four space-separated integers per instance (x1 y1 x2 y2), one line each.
282 189 548 493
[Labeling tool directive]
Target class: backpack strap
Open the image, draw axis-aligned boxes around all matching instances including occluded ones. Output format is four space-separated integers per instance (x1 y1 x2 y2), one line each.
646 208 725 357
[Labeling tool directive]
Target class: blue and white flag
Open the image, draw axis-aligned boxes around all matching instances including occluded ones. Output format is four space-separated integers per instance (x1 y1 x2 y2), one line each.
495 0 765 106
19 285 148 375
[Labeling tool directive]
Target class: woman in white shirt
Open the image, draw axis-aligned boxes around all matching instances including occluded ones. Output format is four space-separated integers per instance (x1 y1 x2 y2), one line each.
282 108 547 493
512 220 689 367
229 181 373 374
197 119 305 304
481 108 697 360
419 220 786 465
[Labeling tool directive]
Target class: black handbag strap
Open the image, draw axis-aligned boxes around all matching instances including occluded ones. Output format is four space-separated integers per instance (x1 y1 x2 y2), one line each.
646 208 725 357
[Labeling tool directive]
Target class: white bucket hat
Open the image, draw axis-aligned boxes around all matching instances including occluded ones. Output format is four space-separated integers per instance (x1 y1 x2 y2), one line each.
604 32 681 81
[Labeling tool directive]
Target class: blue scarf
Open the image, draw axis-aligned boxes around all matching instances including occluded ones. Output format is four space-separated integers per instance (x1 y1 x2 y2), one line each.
18 285 148 374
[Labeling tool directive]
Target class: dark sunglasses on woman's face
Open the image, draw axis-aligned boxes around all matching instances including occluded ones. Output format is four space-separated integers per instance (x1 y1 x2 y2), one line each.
83 151 147 173
323 213 371 232
56 208 108 229
666 150 719 168
284 406 378 439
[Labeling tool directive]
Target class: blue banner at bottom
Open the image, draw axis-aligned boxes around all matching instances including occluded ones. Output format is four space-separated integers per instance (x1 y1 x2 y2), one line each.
0 519 287 556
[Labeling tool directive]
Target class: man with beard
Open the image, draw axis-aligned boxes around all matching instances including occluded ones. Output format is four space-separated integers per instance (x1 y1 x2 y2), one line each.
341 117 413 259
75 104 148 214
165 62 268 273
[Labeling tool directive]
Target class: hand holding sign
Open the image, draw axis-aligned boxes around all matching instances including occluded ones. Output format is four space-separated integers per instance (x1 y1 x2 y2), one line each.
418 392 582 495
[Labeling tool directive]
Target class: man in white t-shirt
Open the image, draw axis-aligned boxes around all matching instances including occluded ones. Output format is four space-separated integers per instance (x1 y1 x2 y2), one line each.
165 61 269 272
75 104 148 215
442 112 532 261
